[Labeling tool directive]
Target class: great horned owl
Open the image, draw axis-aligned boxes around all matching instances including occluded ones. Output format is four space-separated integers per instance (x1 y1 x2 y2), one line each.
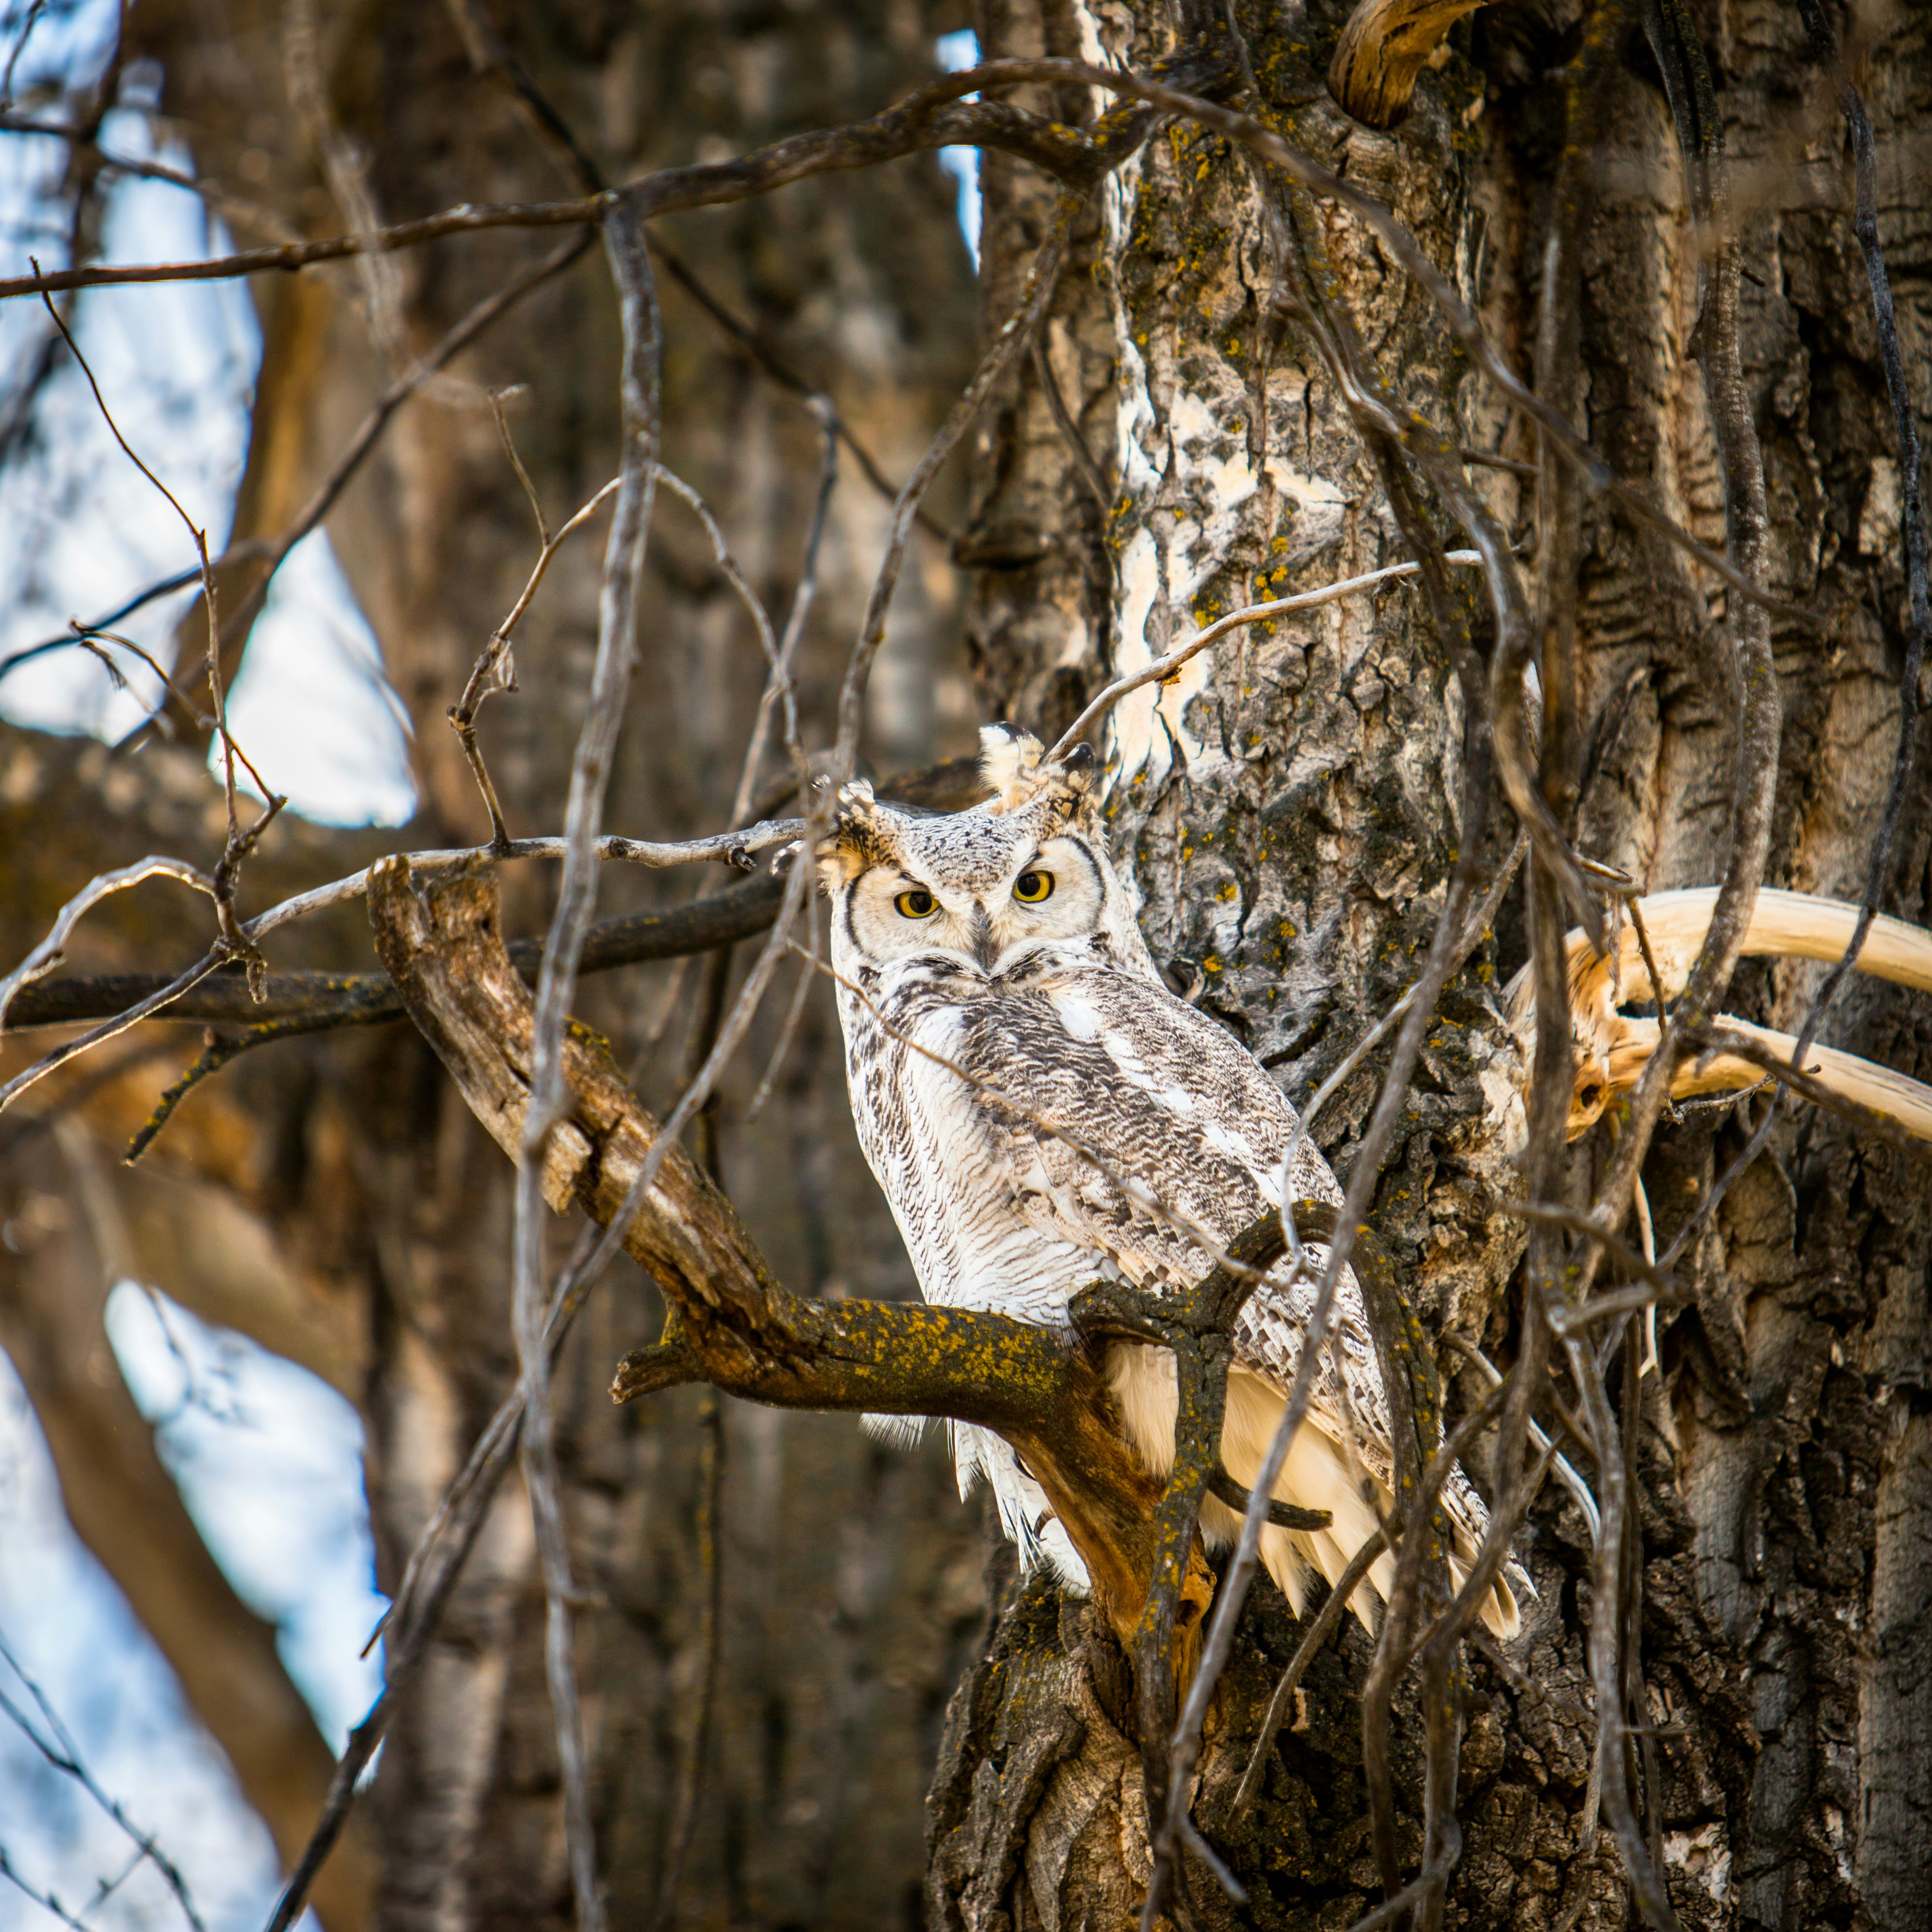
818 724 1520 1637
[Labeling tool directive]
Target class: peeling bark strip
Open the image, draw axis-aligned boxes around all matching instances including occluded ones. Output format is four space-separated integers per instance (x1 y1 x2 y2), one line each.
366 854 1204 1647
1327 0 1488 129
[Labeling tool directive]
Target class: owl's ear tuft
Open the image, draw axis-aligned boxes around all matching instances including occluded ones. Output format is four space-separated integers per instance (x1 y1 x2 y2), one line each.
815 778 899 884
1058 741 1098 790
981 722 1101 824
979 722 1043 814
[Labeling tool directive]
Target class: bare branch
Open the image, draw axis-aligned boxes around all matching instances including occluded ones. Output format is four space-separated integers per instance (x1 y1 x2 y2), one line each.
34 275 287 982
1443 1335 1600 1541
0 71 1113 305
507 196 667 1932
205 229 595 693
1678 1026 1932 1171
3 761 988 1037
1229 1523 1390 1820
0 857 215 1030
1045 552 1481 761
450 454 624 849
0 1627 206 1932
0 952 226 1114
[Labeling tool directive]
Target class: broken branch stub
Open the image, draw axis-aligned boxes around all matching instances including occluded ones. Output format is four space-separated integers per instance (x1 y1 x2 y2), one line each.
1327 0 1487 130
364 854 1184 1646
1505 886 1932 1142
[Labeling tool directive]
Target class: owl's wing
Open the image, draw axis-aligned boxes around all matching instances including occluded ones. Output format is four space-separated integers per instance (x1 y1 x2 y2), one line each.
948 965 1396 1481
948 962 1524 1635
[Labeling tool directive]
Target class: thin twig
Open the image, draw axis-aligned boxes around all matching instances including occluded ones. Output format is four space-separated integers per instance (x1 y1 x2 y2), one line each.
0 857 215 1030
1276 833 1527 1264
0 0 47 108
509 201 666 1932
0 952 226 1114
201 229 596 697
1443 1335 1600 1543
1031 334 1112 525
35 278 285 962
744 925 818 1124
1511 1202 1679 1297
1045 552 1482 761
1229 1525 1389 1819
450 448 624 847
0 1851 92 1932
1460 445 1539 480
0 553 258 692
0 1627 206 1932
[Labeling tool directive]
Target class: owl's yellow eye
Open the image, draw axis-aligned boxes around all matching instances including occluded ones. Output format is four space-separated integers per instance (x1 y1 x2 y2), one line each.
894 887 937 920
1013 870 1055 904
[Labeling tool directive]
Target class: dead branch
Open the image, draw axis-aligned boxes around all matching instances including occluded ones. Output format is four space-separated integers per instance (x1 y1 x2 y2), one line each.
0 857 217 1029
36 285 285 972
1327 0 1488 130
2 760 985 1036
1045 552 1482 760
0 77 1108 305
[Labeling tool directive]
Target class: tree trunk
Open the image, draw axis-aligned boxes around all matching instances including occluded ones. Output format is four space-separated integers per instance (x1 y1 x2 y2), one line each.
931 3 1932 1928
8 2 988 1927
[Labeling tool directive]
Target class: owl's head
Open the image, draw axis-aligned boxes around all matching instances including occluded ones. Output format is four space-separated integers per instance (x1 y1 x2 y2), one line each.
817 724 1155 981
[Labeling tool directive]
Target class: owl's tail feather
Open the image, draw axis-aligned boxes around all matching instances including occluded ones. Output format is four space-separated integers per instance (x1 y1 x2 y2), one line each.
1218 1375 1524 1641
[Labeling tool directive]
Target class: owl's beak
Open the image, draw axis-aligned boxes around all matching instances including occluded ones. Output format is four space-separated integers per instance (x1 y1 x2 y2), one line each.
970 906 1000 973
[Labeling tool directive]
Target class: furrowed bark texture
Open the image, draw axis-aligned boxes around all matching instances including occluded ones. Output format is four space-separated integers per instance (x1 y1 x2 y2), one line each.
932 2 1932 1928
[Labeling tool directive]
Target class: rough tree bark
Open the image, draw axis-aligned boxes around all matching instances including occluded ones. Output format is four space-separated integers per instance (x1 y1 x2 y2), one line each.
930 3 1932 1929
2 1 1928 1930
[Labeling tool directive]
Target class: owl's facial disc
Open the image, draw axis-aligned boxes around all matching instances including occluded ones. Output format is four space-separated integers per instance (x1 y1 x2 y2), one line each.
838 831 1108 977
979 834 1106 969
842 864 980 965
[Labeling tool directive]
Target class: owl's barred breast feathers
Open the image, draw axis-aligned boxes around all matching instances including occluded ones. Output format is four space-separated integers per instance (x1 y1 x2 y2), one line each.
818 723 1523 1639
